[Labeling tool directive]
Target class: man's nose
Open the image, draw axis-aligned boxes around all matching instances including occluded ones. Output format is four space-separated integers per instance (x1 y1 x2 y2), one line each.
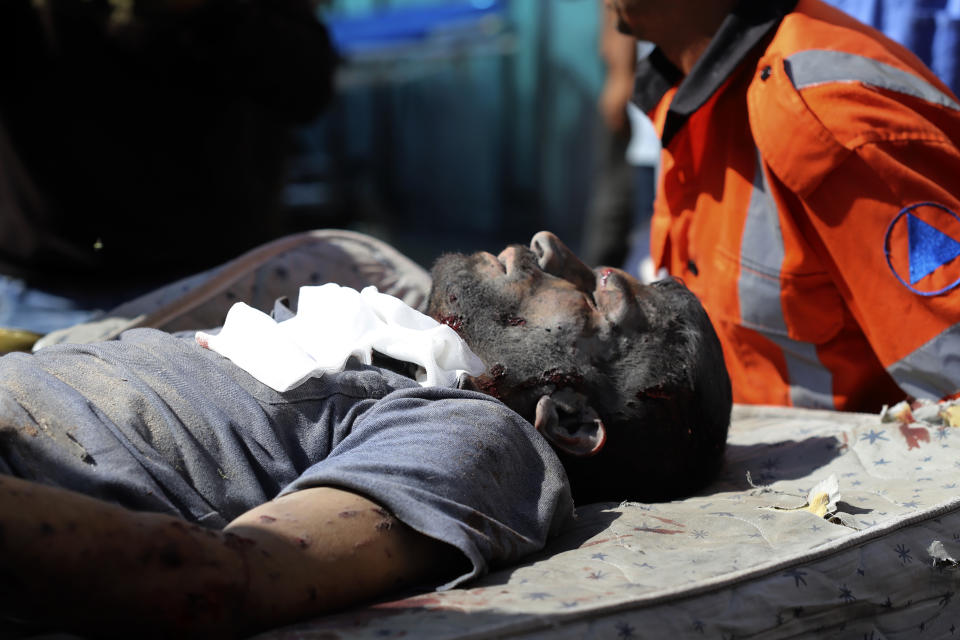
530 231 596 293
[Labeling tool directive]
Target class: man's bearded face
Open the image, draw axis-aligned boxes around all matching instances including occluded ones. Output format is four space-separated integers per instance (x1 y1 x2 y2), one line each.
426 232 648 419
426 232 732 505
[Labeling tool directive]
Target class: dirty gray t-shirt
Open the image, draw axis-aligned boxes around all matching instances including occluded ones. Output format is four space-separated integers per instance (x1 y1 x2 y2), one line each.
0 329 573 587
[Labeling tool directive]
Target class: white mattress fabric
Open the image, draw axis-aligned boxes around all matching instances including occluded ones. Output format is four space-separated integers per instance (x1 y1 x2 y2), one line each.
257 404 960 640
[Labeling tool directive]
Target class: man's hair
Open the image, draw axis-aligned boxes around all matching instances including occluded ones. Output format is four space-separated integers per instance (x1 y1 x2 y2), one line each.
561 278 732 504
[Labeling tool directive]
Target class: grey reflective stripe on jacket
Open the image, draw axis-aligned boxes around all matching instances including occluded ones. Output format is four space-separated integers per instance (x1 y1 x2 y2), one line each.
739 149 835 409
887 325 960 400
783 49 960 399
784 49 960 111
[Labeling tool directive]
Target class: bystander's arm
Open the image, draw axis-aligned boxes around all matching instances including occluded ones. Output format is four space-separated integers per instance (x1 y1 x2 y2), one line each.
598 2 637 134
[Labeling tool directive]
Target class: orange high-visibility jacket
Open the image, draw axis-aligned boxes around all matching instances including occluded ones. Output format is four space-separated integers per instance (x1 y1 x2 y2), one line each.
639 0 960 412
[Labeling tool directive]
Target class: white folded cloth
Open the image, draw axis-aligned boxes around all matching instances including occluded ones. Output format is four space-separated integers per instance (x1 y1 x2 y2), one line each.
196 284 486 392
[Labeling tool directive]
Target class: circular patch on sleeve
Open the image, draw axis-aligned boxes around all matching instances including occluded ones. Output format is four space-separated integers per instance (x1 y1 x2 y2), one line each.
884 202 960 296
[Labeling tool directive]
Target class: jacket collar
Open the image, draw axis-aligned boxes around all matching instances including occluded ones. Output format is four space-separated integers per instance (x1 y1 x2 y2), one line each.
633 0 799 147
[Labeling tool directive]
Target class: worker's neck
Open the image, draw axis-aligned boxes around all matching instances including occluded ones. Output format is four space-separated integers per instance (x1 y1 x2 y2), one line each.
644 2 736 75
660 35 715 75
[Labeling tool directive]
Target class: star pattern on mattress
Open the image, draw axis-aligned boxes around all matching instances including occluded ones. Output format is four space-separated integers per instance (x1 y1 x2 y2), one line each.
894 543 913 564
783 568 808 587
861 429 889 444
837 584 856 602
255 405 960 640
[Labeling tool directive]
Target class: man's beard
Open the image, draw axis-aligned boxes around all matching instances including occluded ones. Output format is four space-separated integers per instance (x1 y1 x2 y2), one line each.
426 250 596 411
426 247 544 345
426 252 506 355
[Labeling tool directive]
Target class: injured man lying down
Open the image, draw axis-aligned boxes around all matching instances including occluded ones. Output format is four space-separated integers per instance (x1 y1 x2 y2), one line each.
0 231 731 638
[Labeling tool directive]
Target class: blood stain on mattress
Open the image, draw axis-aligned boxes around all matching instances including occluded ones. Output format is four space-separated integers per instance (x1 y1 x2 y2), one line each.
582 535 636 547
898 423 930 450
633 525 684 535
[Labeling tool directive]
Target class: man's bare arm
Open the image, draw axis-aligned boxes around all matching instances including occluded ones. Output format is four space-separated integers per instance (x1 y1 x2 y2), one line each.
0 475 461 638
225 484 464 630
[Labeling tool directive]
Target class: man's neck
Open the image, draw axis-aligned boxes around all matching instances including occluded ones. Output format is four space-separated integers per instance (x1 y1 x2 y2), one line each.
640 0 738 74
664 35 716 76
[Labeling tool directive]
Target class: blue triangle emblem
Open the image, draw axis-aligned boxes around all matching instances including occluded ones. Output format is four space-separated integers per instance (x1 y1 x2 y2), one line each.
908 214 960 284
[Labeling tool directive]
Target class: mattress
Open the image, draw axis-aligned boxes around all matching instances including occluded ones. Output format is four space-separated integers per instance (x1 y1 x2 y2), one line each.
255 404 960 639
35 231 960 638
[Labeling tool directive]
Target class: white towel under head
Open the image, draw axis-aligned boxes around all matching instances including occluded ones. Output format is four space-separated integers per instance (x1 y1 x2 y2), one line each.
196 284 486 392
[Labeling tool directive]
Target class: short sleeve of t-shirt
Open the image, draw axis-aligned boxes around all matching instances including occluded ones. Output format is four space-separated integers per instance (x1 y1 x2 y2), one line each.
280 386 574 590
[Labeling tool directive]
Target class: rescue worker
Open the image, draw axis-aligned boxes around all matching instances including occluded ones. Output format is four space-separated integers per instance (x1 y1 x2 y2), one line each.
611 0 960 412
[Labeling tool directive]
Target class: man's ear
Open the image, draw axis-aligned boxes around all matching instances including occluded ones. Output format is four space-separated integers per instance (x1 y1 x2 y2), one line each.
533 392 607 457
